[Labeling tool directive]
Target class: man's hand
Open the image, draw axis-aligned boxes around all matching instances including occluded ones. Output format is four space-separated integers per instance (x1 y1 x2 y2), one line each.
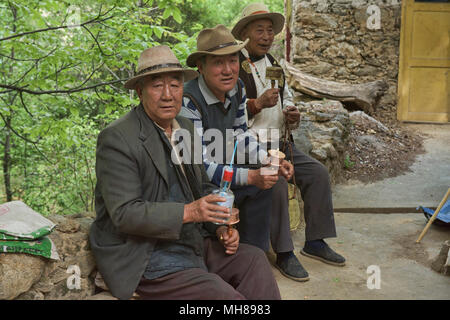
283 105 301 126
183 194 231 224
278 159 294 181
255 88 279 110
248 168 279 189
216 226 239 255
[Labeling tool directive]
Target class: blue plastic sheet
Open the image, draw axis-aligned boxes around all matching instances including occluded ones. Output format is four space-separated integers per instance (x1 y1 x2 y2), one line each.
418 200 450 224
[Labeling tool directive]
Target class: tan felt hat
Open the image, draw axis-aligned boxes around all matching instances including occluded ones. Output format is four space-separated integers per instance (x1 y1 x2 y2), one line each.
186 24 249 68
124 45 198 89
231 3 285 41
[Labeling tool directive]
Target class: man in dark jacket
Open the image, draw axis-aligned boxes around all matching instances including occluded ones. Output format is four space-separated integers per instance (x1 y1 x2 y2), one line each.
89 45 281 300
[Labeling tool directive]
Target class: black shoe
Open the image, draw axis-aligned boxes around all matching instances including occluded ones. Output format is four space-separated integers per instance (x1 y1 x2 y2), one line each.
275 252 310 282
301 240 346 266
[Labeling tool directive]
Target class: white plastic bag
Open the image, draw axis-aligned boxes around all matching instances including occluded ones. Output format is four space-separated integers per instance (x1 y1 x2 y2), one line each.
0 201 56 239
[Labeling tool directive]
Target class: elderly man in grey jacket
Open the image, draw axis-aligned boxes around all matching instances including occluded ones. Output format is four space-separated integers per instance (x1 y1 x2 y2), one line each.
89 45 280 300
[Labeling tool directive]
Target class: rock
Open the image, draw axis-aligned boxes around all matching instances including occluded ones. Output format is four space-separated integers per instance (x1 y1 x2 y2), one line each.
86 291 119 300
302 61 334 75
431 240 450 276
354 65 380 77
310 147 328 161
355 135 386 152
291 100 350 184
350 111 389 133
16 289 45 300
0 253 46 300
51 215 80 233
0 213 97 300
323 42 362 60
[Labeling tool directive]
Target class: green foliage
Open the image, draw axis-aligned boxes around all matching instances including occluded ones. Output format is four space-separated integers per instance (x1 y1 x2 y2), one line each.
0 0 286 215
344 154 355 169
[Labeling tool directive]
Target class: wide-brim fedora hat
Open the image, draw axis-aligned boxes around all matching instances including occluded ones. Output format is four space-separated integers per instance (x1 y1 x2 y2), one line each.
186 24 249 68
231 3 285 41
124 45 198 89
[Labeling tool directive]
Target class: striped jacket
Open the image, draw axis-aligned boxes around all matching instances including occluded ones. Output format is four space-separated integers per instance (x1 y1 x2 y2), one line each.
180 75 266 188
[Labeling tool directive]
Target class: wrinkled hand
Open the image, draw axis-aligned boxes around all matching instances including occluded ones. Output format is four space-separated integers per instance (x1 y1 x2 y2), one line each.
283 106 301 126
183 194 231 224
248 168 279 190
255 88 279 110
278 159 294 181
217 226 239 255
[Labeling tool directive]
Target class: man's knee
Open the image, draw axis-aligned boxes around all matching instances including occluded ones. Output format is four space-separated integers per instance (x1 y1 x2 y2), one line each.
238 243 269 264
272 177 288 196
199 273 245 300
315 161 331 184
296 159 330 184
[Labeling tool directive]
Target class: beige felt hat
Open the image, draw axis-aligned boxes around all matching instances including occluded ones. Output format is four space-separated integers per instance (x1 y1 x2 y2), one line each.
231 3 285 41
124 45 198 89
186 24 249 68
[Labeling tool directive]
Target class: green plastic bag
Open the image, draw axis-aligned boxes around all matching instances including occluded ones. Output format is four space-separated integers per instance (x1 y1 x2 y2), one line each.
0 236 60 260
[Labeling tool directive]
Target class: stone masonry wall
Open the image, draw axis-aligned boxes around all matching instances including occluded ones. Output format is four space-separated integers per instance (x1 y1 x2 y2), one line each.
289 0 402 122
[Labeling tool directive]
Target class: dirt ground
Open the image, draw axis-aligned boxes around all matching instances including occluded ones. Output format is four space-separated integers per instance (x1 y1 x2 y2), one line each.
275 212 450 300
276 120 450 300
342 108 426 184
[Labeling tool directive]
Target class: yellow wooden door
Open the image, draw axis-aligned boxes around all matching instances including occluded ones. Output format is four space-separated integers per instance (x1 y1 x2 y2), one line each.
397 0 450 123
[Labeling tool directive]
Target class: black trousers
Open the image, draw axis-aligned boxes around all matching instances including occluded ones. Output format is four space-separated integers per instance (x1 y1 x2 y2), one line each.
234 141 337 253
233 185 273 252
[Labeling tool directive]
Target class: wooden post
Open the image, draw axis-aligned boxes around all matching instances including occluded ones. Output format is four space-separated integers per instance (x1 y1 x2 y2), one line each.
284 0 292 62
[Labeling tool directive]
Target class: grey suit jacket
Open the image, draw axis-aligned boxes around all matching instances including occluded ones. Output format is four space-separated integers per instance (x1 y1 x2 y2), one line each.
89 104 216 300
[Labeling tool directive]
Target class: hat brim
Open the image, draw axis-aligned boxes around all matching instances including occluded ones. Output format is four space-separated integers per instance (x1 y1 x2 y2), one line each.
124 68 198 89
186 39 249 68
231 12 285 41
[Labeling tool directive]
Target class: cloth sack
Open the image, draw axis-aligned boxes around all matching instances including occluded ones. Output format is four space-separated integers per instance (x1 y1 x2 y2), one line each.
0 201 59 260
0 201 56 239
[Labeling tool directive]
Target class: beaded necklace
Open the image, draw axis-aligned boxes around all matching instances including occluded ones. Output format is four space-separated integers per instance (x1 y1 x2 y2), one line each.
247 57 267 87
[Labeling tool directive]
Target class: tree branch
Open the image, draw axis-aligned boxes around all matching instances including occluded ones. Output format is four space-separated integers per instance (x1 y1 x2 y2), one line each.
0 79 126 95
81 25 113 57
18 92 34 118
0 111 54 164
76 61 106 89
0 47 58 62
0 9 115 42
0 110 38 144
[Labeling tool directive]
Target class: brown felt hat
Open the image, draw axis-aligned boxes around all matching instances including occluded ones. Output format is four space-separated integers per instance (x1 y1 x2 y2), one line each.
124 45 198 89
231 3 285 41
186 24 249 68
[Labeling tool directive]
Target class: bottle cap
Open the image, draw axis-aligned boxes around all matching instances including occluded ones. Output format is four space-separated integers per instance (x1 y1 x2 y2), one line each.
223 167 233 182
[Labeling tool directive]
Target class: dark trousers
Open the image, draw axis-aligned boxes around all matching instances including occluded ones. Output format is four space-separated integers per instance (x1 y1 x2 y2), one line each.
239 140 337 254
270 177 294 253
135 237 281 300
280 140 337 243
233 185 273 252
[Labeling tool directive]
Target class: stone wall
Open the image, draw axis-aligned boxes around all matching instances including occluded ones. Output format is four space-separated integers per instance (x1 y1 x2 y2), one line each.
291 99 350 185
288 0 401 121
0 213 97 300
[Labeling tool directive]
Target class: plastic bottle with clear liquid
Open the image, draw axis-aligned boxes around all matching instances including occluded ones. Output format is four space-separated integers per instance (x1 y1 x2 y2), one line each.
212 165 234 225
